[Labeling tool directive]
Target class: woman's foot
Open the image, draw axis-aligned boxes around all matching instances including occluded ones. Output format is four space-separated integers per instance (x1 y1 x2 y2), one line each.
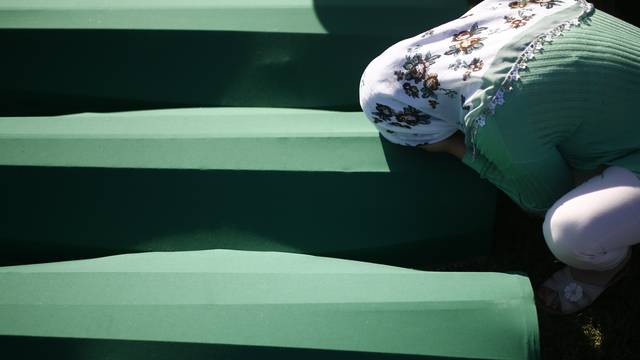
535 252 632 315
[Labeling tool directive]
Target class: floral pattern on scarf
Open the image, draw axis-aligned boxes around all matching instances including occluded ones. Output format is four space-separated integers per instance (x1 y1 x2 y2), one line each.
444 22 489 56
504 10 536 28
361 0 593 141
372 103 431 129
449 57 485 81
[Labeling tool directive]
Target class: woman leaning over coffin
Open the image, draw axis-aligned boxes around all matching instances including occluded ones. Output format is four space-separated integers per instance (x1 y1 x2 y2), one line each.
359 0 640 315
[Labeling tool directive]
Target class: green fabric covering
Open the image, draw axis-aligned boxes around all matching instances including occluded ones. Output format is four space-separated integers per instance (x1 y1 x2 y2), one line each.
0 0 468 115
463 9 640 214
0 0 498 266
0 108 424 171
0 250 540 359
0 158 495 267
0 4 532 358
0 0 466 34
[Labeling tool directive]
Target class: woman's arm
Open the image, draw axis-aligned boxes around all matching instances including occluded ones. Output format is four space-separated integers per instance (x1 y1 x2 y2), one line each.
462 148 573 216
417 131 466 160
418 128 574 216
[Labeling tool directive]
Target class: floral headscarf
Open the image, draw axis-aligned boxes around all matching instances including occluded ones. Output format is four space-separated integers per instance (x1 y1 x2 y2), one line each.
359 0 593 148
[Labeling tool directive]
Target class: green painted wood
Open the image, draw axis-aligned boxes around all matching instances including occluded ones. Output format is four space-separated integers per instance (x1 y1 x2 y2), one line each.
0 0 468 115
0 250 540 359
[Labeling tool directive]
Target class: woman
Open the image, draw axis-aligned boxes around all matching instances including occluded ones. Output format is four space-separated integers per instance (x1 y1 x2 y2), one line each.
359 0 640 315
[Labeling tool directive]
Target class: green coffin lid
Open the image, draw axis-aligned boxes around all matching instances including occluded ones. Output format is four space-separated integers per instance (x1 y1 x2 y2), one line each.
0 108 419 171
0 0 467 33
0 250 540 359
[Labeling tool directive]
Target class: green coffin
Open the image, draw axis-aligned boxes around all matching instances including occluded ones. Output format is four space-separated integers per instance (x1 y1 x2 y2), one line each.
0 0 468 115
0 0 497 266
0 250 540 359
0 3 535 358
0 109 496 266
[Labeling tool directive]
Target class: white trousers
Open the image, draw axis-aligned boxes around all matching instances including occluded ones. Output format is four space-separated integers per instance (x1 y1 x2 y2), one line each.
543 166 640 271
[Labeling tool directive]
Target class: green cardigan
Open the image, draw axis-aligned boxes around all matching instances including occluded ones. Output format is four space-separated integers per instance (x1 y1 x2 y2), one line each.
462 9 640 215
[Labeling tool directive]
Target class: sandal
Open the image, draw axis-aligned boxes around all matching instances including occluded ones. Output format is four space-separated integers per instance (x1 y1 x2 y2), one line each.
535 253 632 315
